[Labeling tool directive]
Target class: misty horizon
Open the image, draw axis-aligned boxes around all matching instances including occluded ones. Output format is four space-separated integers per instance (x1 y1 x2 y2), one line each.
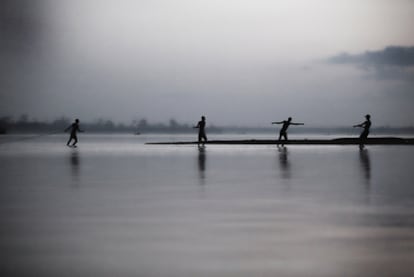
1 0 414 127
2 114 414 136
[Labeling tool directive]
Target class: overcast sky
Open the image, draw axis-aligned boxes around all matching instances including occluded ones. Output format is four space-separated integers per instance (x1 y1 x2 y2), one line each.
1 0 414 126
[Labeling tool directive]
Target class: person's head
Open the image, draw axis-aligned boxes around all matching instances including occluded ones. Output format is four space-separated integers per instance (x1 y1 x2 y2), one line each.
75 118 79 123
365 114 371 120
288 117 292 121
201 116 205 121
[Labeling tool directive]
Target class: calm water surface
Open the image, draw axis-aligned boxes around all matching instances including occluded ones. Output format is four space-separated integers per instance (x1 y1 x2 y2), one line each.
1 134 414 277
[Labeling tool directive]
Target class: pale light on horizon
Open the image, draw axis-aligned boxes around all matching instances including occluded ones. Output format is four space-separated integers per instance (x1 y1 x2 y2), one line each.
1 0 414 126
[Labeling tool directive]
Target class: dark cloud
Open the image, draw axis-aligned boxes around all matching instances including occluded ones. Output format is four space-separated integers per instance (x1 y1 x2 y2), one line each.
328 46 414 68
0 0 46 54
327 46 414 81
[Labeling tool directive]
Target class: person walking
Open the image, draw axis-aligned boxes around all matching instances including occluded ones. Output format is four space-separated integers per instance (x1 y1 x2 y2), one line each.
272 117 304 143
194 116 207 144
65 118 84 147
353 114 371 148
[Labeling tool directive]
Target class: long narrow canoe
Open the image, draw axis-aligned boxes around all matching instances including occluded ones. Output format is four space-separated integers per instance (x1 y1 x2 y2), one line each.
146 137 414 145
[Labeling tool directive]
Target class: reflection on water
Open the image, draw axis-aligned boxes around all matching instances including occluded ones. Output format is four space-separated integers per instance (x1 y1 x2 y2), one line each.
278 145 291 179
1 135 414 277
359 148 371 186
69 150 80 186
197 145 206 186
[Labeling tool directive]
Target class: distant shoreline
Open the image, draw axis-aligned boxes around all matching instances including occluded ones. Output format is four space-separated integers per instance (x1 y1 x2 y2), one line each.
2 117 414 135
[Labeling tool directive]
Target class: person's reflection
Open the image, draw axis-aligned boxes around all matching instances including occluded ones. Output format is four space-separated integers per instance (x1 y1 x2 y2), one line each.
359 148 371 187
198 145 206 185
278 146 291 179
69 150 80 186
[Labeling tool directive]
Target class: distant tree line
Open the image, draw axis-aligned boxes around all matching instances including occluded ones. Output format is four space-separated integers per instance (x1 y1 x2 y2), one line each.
0 115 222 134
1 114 414 135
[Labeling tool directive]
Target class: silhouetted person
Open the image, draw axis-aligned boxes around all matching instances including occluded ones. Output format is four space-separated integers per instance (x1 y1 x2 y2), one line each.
272 117 304 143
194 116 207 144
353 114 371 148
65 119 83 147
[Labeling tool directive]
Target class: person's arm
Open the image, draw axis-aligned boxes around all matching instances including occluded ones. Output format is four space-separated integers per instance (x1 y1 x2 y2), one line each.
291 122 304 125
76 125 84 132
353 122 363 128
64 125 71 132
193 122 200 128
271 121 283 124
